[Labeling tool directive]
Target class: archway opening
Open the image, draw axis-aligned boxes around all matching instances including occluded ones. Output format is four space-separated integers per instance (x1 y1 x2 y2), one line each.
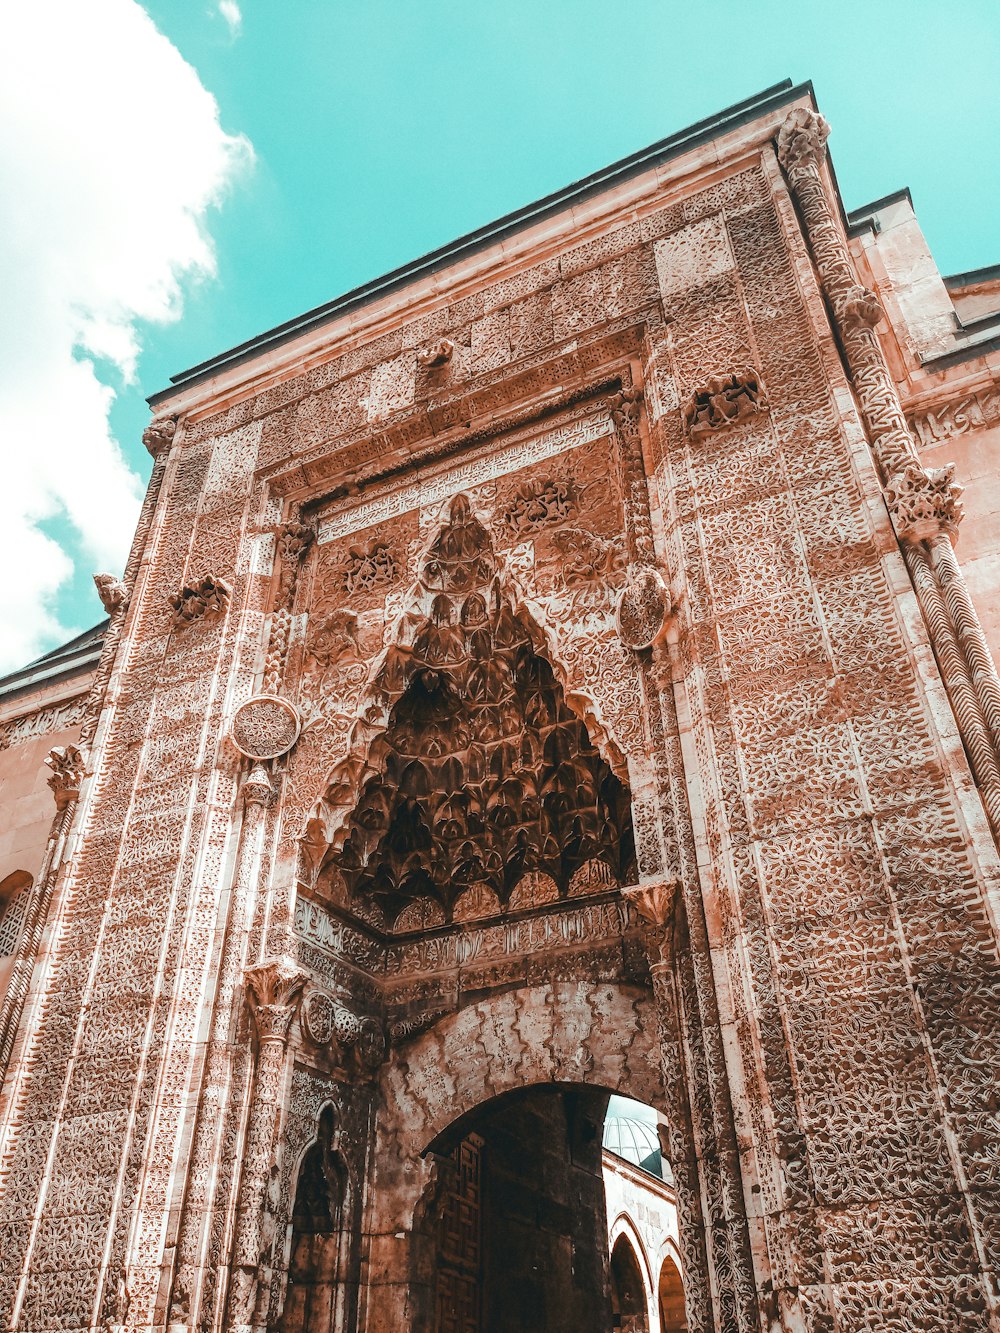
658 1255 686 1332
426 1085 613 1333
421 1085 683 1333
277 1106 345 1333
610 1234 649 1332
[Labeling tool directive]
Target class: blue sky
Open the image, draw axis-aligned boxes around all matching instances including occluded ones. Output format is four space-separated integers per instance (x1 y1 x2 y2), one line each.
3 0 998 669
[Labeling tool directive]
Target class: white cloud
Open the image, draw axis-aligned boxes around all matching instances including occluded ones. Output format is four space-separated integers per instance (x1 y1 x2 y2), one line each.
218 0 243 38
0 0 251 673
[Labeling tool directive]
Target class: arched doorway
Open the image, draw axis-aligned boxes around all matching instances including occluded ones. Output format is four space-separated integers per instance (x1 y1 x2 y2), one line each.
610 1233 649 1332
426 1085 614 1333
658 1255 686 1332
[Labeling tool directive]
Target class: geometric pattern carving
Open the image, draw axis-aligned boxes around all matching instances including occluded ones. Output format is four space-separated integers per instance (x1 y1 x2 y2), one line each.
321 494 636 925
230 695 301 760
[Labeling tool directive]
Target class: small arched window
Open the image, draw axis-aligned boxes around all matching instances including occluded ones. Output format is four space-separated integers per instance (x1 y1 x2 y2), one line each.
0 872 32 959
278 1104 346 1333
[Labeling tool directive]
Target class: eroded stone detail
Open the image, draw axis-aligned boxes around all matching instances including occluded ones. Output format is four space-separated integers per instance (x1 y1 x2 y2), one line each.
682 369 766 438
93 572 127 616
168 572 232 625
885 461 965 542
415 337 454 368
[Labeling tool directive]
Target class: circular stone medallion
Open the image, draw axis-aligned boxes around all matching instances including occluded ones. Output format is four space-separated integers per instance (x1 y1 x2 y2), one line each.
616 566 670 650
302 990 336 1046
230 694 301 760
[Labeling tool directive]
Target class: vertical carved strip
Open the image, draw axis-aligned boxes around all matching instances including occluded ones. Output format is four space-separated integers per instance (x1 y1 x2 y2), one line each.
166 768 275 1332
777 107 1000 840
0 423 174 1084
904 543 1000 828
224 958 306 1333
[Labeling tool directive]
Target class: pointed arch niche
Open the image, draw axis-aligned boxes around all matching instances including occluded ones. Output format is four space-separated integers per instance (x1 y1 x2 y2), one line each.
301 494 638 931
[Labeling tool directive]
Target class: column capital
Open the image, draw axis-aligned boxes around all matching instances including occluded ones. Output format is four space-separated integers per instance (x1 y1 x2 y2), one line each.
622 879 679 927
885 462 965 544
244 956 308 1041
46 744 86 811
776 106 830 177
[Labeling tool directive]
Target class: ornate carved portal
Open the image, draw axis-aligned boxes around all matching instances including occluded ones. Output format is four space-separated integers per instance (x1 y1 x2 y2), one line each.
4 96 1000 1333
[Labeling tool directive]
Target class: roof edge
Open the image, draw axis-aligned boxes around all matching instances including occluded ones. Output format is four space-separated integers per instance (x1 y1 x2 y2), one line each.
149 78 812 408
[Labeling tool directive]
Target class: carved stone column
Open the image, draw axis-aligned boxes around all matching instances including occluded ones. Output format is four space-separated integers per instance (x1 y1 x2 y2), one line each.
225 957 307 1333
777 107 1000 839
166 766 275 1332
624 883 752 1333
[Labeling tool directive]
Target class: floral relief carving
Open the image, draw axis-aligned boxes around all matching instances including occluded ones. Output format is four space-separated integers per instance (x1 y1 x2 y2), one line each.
501 476 576 536
682 369 766 438
884 462 965 543
338 538 399 596
168 572 231 626
551 526 627 587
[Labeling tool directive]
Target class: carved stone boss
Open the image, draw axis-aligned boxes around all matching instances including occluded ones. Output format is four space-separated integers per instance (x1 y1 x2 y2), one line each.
777 107 1000 837
225 958 307 1333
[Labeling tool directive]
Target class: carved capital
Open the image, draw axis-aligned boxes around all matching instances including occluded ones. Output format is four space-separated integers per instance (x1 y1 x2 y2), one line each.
622 880 678 927
416 337 455 369
244 957 308 1042
241 762 275 808
776 107 830 176
169 573 232 626
46 744 86 810
885 462 965 543
142 416 176 458
609 386 643 430
837 284 883 333
94 572 127 616
277 520 315 568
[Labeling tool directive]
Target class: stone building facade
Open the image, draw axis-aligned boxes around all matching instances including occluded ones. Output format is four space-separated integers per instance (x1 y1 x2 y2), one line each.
1 78 1000 1331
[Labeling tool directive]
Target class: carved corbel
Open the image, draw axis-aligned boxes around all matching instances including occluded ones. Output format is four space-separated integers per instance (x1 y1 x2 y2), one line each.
168 573 232 626
301 987 386 1076
93 572 127 616
416 337 455 368
142 416 176 458
45 744 86 811
884 462 964 544
775 105 830 178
